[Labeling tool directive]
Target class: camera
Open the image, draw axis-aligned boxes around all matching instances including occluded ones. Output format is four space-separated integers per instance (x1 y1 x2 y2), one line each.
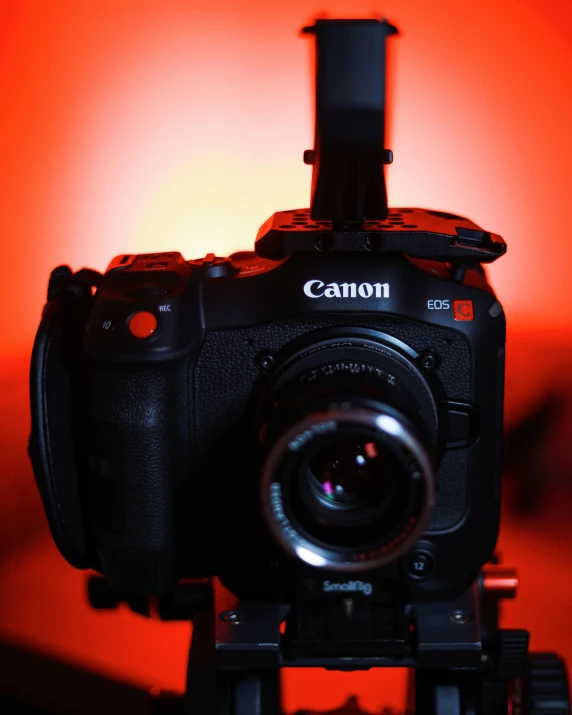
29 18 507 604
27 19 572 715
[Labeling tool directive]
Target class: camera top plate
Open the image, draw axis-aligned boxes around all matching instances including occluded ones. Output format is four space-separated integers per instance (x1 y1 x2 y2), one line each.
255 207 506 262
263 19 507 265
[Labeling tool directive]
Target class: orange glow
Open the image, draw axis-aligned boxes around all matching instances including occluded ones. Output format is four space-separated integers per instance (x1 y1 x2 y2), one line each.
1 1 572 712
1 0 572 358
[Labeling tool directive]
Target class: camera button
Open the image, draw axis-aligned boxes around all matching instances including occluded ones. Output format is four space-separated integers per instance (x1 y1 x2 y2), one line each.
407 550 434 580
128 311 158 339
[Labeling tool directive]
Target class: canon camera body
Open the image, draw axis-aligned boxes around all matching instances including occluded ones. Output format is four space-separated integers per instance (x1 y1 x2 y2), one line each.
29 19 507 603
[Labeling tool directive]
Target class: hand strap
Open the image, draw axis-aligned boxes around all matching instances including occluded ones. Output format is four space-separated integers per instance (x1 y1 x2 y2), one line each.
29 266 102 568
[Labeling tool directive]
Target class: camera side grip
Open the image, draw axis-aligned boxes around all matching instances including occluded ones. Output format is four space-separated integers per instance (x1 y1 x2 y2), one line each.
29 270 99 569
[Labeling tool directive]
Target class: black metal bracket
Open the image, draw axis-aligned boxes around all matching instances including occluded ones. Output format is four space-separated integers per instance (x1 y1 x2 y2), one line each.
176 574 529 715
254 208 506 263
207 580 483 673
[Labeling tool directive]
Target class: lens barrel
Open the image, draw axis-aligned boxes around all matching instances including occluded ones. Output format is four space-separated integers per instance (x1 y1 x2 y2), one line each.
259 332 437 572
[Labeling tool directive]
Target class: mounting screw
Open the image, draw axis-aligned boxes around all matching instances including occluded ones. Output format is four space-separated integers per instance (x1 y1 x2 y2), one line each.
420 351 438 371
255 352 275 371
449 610 473 624
342 598 354 618
364 233 382 251
314 233 333 251
220 610 243 624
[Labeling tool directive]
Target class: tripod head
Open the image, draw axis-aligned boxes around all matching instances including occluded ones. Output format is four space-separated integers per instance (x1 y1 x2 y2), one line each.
303 18 397 227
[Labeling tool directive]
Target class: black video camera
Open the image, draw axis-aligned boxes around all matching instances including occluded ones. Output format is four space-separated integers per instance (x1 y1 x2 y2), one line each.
29 19 507 604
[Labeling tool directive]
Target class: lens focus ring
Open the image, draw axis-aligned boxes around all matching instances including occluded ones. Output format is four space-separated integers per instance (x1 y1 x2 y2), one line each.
260 407 435 572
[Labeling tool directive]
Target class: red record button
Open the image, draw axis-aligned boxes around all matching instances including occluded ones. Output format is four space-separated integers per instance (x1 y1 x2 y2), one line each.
128 311 158 338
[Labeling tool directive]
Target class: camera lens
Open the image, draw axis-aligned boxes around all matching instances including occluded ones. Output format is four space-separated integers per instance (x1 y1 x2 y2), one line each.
307 439 397 519
258 331 438 572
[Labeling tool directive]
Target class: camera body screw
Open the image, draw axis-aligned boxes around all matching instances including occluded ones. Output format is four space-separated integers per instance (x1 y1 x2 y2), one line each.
314 233 333 251
364 233 382 251
420 351 438 370
449 610 473 624
255 353 275 371
220 610 243 624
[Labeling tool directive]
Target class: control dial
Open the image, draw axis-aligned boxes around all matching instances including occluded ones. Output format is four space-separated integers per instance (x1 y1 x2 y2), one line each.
188 253 239 278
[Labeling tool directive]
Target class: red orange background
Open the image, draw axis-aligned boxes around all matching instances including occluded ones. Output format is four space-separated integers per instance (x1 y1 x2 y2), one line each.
1 0 572 358
1 0 572 712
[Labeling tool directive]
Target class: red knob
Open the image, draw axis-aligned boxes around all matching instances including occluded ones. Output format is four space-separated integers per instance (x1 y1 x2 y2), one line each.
482 564 518 599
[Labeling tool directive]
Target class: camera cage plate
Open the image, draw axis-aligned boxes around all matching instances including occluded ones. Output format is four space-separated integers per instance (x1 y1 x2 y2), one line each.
255 208 506 263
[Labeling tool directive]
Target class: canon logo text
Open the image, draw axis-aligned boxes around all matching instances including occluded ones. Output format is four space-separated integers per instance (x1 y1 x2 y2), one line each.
304 280 390 299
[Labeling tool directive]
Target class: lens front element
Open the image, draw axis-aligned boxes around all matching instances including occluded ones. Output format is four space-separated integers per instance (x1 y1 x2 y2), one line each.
308 439 399 520
261 408 435 572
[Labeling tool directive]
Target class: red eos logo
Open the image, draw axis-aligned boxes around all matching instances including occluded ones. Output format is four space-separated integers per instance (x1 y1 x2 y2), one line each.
453 300 474 321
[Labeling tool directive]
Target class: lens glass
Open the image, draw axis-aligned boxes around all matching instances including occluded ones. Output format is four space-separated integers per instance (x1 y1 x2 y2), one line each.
280 425 420 551
308 439 398 520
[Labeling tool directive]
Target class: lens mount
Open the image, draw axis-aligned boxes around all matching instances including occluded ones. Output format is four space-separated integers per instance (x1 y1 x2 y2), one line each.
260 407 435 572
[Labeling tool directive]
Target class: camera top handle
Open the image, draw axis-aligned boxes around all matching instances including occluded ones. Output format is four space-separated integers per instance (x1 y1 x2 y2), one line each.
254 18 506 263
303 18 397 226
